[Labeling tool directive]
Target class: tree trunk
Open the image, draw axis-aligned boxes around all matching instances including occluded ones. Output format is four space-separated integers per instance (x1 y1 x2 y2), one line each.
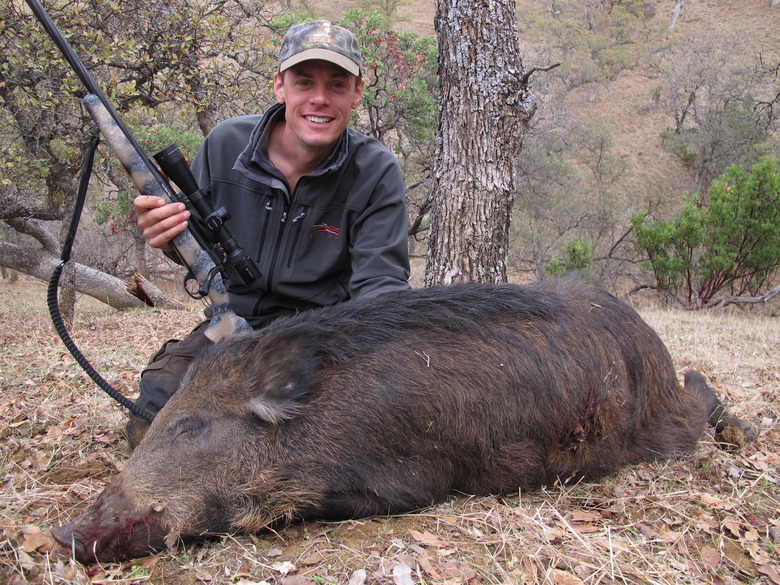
668 0 684 36
426 0 536 285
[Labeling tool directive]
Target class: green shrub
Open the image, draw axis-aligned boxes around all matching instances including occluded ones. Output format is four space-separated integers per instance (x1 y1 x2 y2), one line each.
632 156 780 307
546 236 594 277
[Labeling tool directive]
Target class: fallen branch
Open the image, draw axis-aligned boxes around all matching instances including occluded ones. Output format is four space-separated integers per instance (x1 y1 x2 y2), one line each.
708 282 780 308
126 272 185 309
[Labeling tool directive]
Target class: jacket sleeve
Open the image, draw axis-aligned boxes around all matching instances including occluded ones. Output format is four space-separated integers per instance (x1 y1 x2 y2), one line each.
348 154 411 298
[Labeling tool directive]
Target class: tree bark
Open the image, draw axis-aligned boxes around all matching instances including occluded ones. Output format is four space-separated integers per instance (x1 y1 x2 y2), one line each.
426 0 536 285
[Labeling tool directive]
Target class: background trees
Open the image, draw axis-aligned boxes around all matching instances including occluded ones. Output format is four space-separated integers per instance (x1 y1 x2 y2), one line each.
632 157 780 307
0 0 284 309
654 33 780 193
510 0 779 290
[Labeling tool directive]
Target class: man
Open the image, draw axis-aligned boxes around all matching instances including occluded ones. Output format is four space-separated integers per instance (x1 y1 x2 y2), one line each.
127 20 410 447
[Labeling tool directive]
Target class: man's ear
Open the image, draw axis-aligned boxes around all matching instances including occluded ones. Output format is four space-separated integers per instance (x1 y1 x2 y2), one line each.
352 77 365 110
273 72 285 104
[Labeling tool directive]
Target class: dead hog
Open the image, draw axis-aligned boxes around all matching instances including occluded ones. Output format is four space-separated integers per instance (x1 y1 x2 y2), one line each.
51 279 756 564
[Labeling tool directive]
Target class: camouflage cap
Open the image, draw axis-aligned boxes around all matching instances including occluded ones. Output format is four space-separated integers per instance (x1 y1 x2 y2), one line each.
278 20 363 77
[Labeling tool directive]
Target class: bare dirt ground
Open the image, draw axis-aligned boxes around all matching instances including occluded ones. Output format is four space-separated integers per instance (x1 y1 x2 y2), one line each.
1 275 778 585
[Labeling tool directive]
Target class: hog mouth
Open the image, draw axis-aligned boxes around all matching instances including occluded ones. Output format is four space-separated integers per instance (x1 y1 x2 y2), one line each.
51 509 238 564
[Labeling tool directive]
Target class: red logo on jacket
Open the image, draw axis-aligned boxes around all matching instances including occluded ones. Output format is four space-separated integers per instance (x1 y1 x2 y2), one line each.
312 224 340 238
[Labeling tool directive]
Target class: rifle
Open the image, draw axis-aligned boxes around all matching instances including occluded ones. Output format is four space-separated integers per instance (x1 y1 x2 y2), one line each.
25 0 259 418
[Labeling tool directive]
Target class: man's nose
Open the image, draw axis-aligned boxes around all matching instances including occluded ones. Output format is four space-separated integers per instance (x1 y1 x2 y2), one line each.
310 85 330 105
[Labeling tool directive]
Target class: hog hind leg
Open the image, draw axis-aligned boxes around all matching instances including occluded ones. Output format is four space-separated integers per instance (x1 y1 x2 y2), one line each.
684 369 758 448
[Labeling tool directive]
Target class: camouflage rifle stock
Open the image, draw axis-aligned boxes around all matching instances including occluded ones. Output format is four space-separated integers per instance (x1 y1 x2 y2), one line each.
82 96 252 341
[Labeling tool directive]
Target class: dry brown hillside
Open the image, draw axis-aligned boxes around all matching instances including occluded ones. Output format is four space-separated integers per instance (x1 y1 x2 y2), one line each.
337 0 780 201
575 0 780 195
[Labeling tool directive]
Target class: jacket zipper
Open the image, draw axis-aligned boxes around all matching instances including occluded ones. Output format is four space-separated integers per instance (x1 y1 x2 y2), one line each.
265 165 299 289
258 199 272 260
286 210 307 269
265 204 287 291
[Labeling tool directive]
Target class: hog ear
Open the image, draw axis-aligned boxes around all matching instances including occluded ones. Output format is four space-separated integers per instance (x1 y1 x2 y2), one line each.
246 327 321 425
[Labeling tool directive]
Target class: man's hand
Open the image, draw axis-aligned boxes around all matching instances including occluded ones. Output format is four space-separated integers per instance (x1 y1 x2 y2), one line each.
134 195 190 252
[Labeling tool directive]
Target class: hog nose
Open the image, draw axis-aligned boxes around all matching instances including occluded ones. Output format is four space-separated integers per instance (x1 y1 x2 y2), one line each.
51 522 93 564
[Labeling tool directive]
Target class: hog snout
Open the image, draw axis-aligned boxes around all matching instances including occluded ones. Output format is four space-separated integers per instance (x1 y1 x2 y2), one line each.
51 522 91 563
50 477 172 563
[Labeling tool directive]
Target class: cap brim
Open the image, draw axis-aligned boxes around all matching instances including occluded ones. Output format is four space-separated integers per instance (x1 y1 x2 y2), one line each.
279 48 360 77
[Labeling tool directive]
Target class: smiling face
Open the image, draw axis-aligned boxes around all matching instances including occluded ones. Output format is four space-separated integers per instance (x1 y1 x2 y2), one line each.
273 60 364 161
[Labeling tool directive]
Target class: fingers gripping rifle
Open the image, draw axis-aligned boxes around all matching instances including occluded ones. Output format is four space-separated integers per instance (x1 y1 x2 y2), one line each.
26 0 258 418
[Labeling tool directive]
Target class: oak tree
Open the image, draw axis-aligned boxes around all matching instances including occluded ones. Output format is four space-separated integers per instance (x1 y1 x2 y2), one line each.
425 0 537 285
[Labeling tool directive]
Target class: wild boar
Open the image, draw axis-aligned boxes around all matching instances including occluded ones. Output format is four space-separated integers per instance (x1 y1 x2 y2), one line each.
51 279 755 564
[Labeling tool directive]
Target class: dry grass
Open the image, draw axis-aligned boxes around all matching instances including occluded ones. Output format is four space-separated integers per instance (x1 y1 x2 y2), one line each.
1 275 778 585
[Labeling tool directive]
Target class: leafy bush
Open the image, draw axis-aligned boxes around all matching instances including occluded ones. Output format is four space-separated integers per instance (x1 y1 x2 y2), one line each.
546 236 594 277
632 156 780 307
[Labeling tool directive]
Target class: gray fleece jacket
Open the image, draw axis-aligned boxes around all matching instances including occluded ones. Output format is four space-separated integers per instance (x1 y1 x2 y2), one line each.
188 103 410 326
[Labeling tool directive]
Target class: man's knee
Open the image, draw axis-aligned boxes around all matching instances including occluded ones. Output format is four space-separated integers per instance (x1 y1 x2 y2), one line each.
125 357 192 448
125 322 213 447
137 357 190 413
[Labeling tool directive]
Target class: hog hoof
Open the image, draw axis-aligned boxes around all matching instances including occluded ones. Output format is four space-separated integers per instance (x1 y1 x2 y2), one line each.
715 418 759 451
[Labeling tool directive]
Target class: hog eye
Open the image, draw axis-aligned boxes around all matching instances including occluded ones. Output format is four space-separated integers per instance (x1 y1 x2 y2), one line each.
172 416 205 439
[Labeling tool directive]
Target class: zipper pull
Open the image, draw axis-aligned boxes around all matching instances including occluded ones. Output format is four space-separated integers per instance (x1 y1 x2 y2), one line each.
291 211 306 223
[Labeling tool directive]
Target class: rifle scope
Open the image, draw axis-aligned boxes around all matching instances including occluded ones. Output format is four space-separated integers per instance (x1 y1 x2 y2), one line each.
153 143 262 289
